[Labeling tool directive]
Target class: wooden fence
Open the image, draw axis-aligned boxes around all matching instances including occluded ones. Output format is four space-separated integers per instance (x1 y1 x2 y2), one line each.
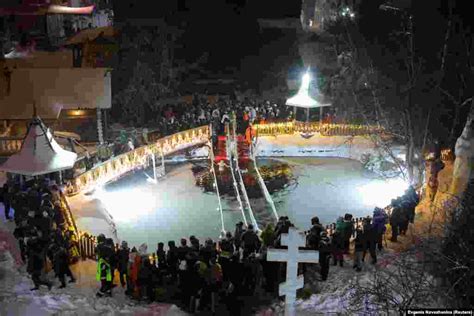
253 121 386 137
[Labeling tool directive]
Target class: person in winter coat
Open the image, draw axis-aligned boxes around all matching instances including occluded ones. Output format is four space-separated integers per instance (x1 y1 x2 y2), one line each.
156 242 167 270
96 255 113 297
125 247 138 296
260 223 275 248
341 213 354 254
13 220 28 262
200 238 217 264
51 243 76 288
167 240 179 283
219 231 235 284
319 232 332 280
2 182 11 220
240 224 261 259
399 199 411 236
27 239 52 291
104 238 116 282
95 234 107 259
190 235 201 252
362 217 377 264
206 256 223 314
372 207 388 251
234 222 245 250
274 216 291 248
186 251 203 312
306 216 325 250
331 230 345 267
390 199 402 242
116 241 130 288
129 247 144 299
404 186 419 223
353 229 364 272
177 238 191 292
138 257 154 301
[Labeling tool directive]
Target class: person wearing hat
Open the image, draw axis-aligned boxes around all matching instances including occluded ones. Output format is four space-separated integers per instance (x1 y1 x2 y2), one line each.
362 217 377 264
51 242 76 288
389 198 402 242
117 241 130 288
27 238 53 291
372 207 388 251
240 224 261 259
234 222 245 250
306 216 324 250
319 231 332 280
352 228 364 272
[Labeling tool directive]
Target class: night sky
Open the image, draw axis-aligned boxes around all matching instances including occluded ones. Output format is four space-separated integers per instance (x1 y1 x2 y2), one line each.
113 0 302 74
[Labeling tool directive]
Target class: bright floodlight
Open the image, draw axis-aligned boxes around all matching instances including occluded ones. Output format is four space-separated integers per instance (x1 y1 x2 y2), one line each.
286 70 331 109
357 177 409 207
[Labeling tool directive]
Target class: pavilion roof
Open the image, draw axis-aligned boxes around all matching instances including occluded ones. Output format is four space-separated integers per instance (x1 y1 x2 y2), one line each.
0 116 77 176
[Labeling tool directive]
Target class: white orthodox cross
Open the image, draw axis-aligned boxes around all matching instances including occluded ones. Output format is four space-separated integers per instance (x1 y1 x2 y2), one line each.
267 227 319 316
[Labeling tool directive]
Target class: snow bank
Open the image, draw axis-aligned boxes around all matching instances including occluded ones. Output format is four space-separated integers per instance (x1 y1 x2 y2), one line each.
0 219 188 316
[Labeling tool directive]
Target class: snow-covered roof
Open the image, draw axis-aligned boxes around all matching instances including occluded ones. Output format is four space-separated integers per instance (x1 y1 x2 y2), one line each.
0 116 77 176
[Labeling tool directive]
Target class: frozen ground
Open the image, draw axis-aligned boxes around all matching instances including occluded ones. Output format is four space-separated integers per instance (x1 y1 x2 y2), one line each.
0 219 188 316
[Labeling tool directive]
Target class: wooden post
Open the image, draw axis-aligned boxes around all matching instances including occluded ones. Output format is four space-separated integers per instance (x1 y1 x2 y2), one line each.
152 152 156 182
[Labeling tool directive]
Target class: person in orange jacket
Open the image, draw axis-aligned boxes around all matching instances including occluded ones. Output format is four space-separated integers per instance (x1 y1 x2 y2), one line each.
128 247 142 298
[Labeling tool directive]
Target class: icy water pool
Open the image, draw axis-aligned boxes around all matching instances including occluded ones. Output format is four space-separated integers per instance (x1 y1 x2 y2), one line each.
94 157 407 248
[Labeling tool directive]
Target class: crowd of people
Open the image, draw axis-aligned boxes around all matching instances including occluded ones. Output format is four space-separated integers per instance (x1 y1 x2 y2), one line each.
110 99 296 155
89 186 420 314
1 178 79 290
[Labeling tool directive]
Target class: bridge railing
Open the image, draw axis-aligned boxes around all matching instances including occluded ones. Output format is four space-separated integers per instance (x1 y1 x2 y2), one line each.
66 125 210 196
253 121 386 137
0 137 23 156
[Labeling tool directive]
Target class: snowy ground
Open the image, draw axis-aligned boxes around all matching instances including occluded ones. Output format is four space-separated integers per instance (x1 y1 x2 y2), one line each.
0 219 188 316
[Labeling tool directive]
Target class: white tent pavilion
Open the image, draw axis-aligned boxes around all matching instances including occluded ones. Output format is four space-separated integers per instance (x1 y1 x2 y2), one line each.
286 71 331 123
0 116 77 177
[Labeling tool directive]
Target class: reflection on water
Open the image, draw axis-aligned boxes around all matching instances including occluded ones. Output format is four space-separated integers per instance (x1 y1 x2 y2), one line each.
97 157 407 248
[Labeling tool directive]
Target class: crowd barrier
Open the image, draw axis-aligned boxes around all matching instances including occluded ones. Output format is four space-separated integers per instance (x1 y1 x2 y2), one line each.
252 121 386 137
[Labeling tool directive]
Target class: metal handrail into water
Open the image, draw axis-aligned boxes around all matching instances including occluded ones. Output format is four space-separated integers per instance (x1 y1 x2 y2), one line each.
225 123 249 227
208 139 226 234
228 120 259 231
249 142 279 223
